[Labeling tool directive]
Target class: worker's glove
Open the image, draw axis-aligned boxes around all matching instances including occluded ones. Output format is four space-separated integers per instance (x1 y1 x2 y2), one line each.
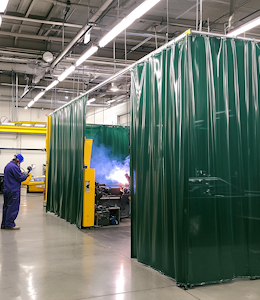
27 166 32 173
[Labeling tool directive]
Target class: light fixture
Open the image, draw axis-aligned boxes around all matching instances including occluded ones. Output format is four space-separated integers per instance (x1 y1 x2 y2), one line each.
58 65 75 82
227 16 260 37
34 91 45 102
65 96 69 100
110 83 119 92
24 106 28 110
84 31 91 44
87 98 96 104
76 46 98 67
99 0 161 48
0 0 9 13
2 122 15 126
107 99 116 104
0 16 2 27
21 123 31 127
46 80 59 91
28 100 35 108
43 51 54 63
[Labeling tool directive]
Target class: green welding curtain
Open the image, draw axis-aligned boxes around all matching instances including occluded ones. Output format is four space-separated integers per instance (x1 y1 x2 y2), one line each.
85 124 129 160
47 97 86 228
131 33 260 287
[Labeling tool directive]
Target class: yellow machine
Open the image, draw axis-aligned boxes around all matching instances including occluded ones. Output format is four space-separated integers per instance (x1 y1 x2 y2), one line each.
22 174 45 193
26 176 45 193
82 138 95 227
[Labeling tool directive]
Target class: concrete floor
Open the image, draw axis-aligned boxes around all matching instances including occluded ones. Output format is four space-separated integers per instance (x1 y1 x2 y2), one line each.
0 191 260 300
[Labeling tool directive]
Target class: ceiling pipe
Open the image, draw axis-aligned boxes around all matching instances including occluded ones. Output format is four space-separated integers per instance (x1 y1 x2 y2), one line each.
0 50 38 58
0 14 83 28
199 0 203 31
50 0 115 69
44 0 98 10
0 31 71 42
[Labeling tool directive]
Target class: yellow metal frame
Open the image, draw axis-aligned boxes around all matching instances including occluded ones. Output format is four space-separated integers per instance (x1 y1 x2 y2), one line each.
15 121 45 124
44 116 51 202
0 124 46 134
22 175 45 193
82 138 95 228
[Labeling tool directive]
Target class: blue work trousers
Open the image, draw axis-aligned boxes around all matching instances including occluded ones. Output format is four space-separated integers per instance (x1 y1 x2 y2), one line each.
1 190 20 228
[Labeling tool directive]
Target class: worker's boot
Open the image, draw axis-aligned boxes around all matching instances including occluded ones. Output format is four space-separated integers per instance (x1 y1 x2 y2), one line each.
4 226 20 230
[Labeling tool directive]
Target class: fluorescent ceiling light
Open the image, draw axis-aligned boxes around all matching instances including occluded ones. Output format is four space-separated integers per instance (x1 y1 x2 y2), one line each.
22 123 31 126
110 82 119 92
87 98 96 104
107 99 116 104
0 16 2 27
28 100 35 108
34 91 45 102
99 0 161 48
0 0 9 13
227 16 260 37
84 31 91 44
76 46 98 67
2 122 15 126
34 124 46 127
58 65 75 82
46 80 59 91
24 106 28 110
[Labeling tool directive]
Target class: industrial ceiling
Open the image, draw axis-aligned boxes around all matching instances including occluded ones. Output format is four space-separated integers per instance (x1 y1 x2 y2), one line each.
0 0 260 111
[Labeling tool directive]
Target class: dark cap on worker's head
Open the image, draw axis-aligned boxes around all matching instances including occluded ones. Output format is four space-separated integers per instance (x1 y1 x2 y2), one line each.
15 153 24 163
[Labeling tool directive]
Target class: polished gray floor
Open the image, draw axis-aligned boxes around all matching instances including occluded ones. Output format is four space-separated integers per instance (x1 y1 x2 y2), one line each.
0 191 260 300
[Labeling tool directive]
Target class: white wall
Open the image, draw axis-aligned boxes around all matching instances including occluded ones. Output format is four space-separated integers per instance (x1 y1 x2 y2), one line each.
0 101 51 176
0 100 52 123
0 134 46 176
86 102 130 126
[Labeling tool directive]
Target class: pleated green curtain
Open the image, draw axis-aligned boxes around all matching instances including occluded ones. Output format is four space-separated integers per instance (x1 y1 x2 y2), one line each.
47 97 86 228
131 34 260 287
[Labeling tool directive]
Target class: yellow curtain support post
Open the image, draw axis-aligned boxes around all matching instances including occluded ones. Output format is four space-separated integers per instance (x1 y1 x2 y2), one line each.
82 138 95 227
44 116 51 203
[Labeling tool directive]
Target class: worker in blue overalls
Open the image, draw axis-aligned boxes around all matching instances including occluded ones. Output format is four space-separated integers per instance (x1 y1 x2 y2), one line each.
1 154 28 230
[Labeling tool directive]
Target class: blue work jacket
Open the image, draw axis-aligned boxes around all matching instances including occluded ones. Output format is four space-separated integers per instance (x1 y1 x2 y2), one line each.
3 161 28 192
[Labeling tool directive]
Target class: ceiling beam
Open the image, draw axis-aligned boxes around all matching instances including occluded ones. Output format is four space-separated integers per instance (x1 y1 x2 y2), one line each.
0 31 71 42
0 14 83 28
43 0 98 10
12 0 38 45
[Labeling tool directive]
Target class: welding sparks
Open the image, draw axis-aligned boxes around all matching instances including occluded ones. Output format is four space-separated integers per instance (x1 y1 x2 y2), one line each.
106 168 129 185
